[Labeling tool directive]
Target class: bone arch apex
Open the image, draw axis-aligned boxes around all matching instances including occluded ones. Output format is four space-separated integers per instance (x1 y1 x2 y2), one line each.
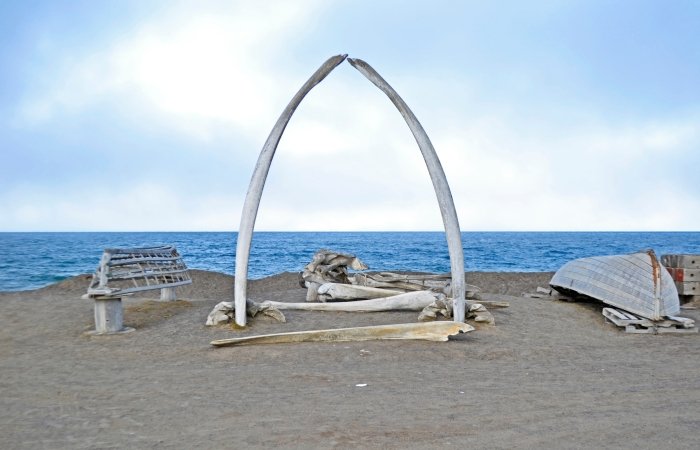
234 54 465 326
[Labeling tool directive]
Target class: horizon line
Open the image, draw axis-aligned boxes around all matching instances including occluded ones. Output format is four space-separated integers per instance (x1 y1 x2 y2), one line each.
1 230 698 233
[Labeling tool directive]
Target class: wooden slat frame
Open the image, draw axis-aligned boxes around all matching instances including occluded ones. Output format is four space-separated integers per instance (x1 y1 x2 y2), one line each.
86 246 192 298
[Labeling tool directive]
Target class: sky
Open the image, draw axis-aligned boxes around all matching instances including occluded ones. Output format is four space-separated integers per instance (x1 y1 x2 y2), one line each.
1 0 698 232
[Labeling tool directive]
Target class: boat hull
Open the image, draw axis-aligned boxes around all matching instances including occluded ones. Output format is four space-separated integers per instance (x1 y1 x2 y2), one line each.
550 251 680 320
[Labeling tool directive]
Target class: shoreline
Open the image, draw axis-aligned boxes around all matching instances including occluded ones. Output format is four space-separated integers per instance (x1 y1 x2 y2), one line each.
1 270 697 448
0 269 557 295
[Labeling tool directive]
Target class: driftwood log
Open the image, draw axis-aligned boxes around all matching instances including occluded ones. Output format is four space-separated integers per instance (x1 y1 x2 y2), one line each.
211 321 474 347
233 55 466 326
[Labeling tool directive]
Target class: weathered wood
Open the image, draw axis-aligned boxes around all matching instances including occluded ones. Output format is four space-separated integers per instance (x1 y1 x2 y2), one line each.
108 267 191 281
603 307 654 327
661 315 695 328
210 321 473 347
673 281 699 296
85 280 192 298
95 298 124 333
662 256 700 300
87 297 134 335
655 326 698 334
661 254 700 269
665 267 700 282
603 307 697 334
551 250 680 320
317 283 404 301
86 246 191 298
348 58 466 322
160 287 177 301
262 291 439 312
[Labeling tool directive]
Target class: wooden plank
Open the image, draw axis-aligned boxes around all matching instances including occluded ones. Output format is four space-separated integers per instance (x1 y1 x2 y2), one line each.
666 268 700 282
661 254 700 269
605 308 697 334
614 309 637 321
674 281 700 295
107 255 183 266
602 308 628 326
108 267 192 281
657 326 698 334
87 279 192 297
665 315 695 328
624 325 656 334
603 309 651 326
603 308 653 327
106 246 175 255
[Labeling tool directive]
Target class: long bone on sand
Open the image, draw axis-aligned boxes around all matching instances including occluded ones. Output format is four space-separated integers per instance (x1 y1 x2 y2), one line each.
210 321 474 347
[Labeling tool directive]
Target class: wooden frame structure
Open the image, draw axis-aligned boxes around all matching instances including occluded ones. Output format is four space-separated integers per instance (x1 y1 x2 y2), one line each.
85 246 192 334
87 246 192 298
234 55 465 326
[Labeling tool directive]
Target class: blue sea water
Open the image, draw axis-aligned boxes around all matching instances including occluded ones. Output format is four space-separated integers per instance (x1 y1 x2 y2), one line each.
0 231 699 291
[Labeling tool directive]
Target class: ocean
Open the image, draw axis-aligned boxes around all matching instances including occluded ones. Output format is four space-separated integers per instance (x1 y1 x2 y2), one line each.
0 231 699 291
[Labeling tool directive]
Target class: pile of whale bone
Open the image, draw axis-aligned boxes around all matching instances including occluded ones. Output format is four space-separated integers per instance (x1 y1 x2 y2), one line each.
206 249 503 327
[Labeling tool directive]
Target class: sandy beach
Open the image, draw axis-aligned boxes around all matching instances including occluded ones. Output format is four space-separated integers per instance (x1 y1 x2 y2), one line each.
1 270 698 449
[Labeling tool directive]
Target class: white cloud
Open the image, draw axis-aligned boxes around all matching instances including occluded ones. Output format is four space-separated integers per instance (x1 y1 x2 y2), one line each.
434 113 700 230
0 184 242 231
7 1 699 231
15 0 326 140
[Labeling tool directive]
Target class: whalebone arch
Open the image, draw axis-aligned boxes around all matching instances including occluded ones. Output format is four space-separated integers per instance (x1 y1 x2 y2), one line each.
234 54 465 326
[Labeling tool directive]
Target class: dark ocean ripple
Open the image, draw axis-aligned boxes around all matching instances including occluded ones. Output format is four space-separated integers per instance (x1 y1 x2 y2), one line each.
0 231 699 291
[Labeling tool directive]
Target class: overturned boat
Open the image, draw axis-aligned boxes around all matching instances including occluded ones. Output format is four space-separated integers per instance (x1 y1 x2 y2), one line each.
550 250 680 320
